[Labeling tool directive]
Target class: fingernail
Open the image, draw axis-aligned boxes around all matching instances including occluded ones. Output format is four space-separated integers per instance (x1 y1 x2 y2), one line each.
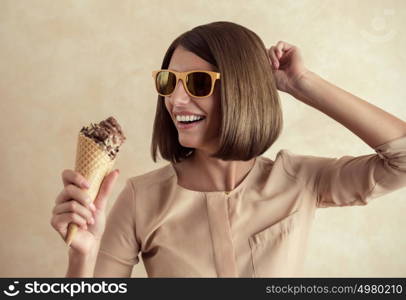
274 62 278 68
116 169 120 175
90 203 96 211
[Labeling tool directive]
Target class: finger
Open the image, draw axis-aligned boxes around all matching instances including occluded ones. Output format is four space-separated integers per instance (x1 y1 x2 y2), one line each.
268 47 279 69
53 200 95 224
275 41 293 59
62 169 90 189
51 212 88 233
55 184 91 207
94 169 120 212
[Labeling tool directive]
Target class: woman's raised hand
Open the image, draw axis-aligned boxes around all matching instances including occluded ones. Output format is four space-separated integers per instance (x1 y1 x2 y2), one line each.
267 40 310 94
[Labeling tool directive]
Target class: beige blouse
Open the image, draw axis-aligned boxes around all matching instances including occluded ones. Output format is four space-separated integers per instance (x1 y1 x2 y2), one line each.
94 135 406 277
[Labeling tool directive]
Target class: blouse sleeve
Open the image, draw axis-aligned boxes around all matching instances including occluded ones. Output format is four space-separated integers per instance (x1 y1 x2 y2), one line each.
93 179 141 277
280 135 406 208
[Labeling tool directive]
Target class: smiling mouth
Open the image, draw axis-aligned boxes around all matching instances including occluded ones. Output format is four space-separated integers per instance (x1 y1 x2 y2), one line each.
177 116 206 125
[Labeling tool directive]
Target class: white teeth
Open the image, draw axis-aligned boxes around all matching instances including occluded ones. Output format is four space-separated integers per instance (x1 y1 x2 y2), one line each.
176 115 204 122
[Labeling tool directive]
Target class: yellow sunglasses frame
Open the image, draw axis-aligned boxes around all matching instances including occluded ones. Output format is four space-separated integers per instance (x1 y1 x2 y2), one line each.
152 69 221 98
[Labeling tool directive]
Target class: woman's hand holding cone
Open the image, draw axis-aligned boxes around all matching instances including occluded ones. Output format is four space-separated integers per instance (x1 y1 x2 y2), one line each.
50 169 120 256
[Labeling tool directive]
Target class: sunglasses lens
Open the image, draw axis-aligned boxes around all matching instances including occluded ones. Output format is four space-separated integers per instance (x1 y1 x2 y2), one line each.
187 72 212 97
156 71 176 95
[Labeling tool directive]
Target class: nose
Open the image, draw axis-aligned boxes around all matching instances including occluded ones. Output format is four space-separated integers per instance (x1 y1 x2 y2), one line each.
168 79 191 105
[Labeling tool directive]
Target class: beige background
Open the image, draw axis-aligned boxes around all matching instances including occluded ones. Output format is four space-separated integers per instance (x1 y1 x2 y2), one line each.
1 0 405 277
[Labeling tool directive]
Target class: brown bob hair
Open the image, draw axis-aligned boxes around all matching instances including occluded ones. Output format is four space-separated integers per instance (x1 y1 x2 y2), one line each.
151 21 283 163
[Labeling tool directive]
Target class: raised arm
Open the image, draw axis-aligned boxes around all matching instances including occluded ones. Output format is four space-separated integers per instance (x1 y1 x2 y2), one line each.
268 40 406 148
289 70 406 148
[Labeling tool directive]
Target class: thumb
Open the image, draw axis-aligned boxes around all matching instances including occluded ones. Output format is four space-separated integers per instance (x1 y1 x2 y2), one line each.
94 169 120 212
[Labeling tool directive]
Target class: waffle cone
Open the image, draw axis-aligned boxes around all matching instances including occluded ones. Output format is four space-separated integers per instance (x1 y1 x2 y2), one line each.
65 133 115 246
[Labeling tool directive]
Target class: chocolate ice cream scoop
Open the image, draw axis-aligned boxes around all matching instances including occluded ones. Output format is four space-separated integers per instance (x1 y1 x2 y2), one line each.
80 116 126 159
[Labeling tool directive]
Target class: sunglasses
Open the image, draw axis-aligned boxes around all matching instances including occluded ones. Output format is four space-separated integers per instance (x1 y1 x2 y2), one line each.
152 69 221 98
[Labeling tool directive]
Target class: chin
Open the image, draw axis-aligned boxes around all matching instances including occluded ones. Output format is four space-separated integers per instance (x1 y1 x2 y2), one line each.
178 137 202 149
179 141 199 149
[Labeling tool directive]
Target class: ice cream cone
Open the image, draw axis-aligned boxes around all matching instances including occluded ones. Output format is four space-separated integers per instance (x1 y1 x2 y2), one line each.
65 133 115 246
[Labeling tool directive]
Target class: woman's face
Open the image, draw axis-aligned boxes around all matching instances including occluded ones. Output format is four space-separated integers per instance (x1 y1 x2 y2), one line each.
165 46 221 154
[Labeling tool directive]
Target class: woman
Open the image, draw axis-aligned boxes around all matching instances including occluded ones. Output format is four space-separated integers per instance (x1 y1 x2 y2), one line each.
51 21 406 277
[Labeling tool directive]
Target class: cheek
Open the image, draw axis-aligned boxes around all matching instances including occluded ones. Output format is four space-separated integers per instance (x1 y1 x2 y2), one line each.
204 93 220 116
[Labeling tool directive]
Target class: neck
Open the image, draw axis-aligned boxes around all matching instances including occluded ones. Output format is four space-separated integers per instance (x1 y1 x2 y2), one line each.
178 149 256 192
